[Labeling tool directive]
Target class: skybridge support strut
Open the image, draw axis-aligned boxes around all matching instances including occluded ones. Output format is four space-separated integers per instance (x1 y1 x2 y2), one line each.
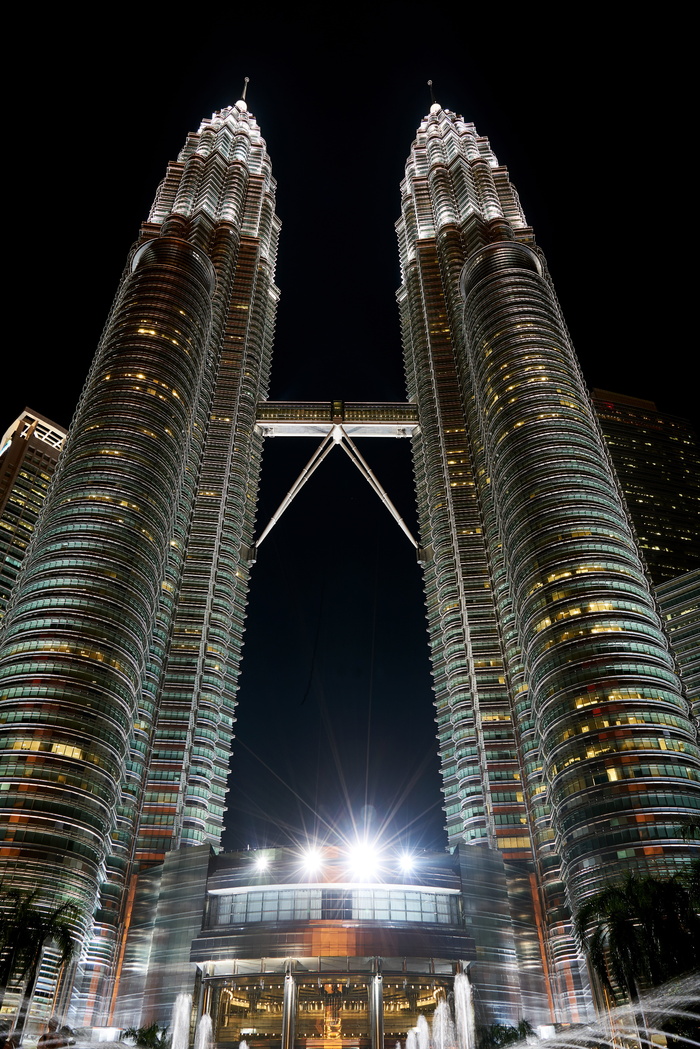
336 426 418 550
253 424 419 554
255 431 336 550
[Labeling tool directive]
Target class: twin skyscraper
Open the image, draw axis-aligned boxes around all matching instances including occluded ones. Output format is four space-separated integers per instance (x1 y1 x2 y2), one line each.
1 94 698 1027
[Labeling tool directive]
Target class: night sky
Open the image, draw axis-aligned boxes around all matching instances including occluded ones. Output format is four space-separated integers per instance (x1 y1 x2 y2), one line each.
4 8 694 855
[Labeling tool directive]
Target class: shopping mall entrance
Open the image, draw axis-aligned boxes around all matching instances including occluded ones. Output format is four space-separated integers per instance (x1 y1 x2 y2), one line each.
203 963 455 1049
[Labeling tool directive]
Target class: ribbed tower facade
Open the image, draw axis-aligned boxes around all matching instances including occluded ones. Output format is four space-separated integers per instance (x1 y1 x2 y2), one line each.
0 99 279 1018
397 102 700 1016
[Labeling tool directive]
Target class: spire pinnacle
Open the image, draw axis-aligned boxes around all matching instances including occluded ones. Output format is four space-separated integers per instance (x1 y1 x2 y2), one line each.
235 77 250 112
427 80 440 115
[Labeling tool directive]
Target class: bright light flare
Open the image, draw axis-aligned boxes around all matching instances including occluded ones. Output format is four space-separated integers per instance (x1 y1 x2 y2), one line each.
398 851 416 874
301 846 323 874
347 839 380 880
254 854 269 872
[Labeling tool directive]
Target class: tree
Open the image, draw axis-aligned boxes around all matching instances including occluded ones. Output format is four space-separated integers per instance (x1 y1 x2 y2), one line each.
0 890 79 1035
0 889 43 1002
682 857 700 911
575 872 700 1003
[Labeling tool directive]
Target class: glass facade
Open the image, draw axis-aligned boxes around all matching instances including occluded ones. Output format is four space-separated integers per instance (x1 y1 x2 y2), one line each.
211 888 460 926
459 238 700 899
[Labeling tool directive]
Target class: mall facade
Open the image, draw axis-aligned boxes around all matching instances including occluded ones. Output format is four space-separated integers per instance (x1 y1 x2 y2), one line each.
112 843 552 1043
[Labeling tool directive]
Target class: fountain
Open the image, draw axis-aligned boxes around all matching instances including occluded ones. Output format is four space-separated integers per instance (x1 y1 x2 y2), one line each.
239 1040 250 1049
170 993 192 1049
497 973 699 1049
400 970 698 1049
194 1014 212 1049
432 999 457 1049
416 1013 431 1049
453 972 475 1049
403 974 474 1049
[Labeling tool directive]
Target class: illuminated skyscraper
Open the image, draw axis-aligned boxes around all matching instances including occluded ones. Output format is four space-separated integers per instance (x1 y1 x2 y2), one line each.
0 410 67 618
591 389 700 584
396 101 700 1013
0 96 279 1018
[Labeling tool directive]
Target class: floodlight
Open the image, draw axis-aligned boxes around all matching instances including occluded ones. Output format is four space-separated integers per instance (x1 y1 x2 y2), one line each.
347 839 379 880
301 846 323 874
398 851 415 874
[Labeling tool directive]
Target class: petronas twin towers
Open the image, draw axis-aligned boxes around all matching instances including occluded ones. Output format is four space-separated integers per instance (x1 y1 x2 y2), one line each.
0 94 698 1024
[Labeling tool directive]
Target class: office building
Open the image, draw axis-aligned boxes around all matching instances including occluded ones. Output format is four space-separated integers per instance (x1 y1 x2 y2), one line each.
657 570 700 725
0 410 67 617
591 390 700 584
1 96 699 1032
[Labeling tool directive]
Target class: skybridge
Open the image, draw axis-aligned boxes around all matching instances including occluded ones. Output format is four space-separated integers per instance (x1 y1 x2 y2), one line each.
255 399 419 438
252 400 425 558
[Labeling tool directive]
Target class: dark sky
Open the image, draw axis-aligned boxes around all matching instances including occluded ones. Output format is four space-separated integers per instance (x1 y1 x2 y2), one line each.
4 7 694 854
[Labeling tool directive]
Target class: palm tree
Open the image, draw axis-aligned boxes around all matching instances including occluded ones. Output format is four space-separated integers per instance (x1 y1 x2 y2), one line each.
0 890 79 1036
123 1022 170 1048
683 857 700 911
575 871 700 1003
0 889 42 1003
477 1020 534 1049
